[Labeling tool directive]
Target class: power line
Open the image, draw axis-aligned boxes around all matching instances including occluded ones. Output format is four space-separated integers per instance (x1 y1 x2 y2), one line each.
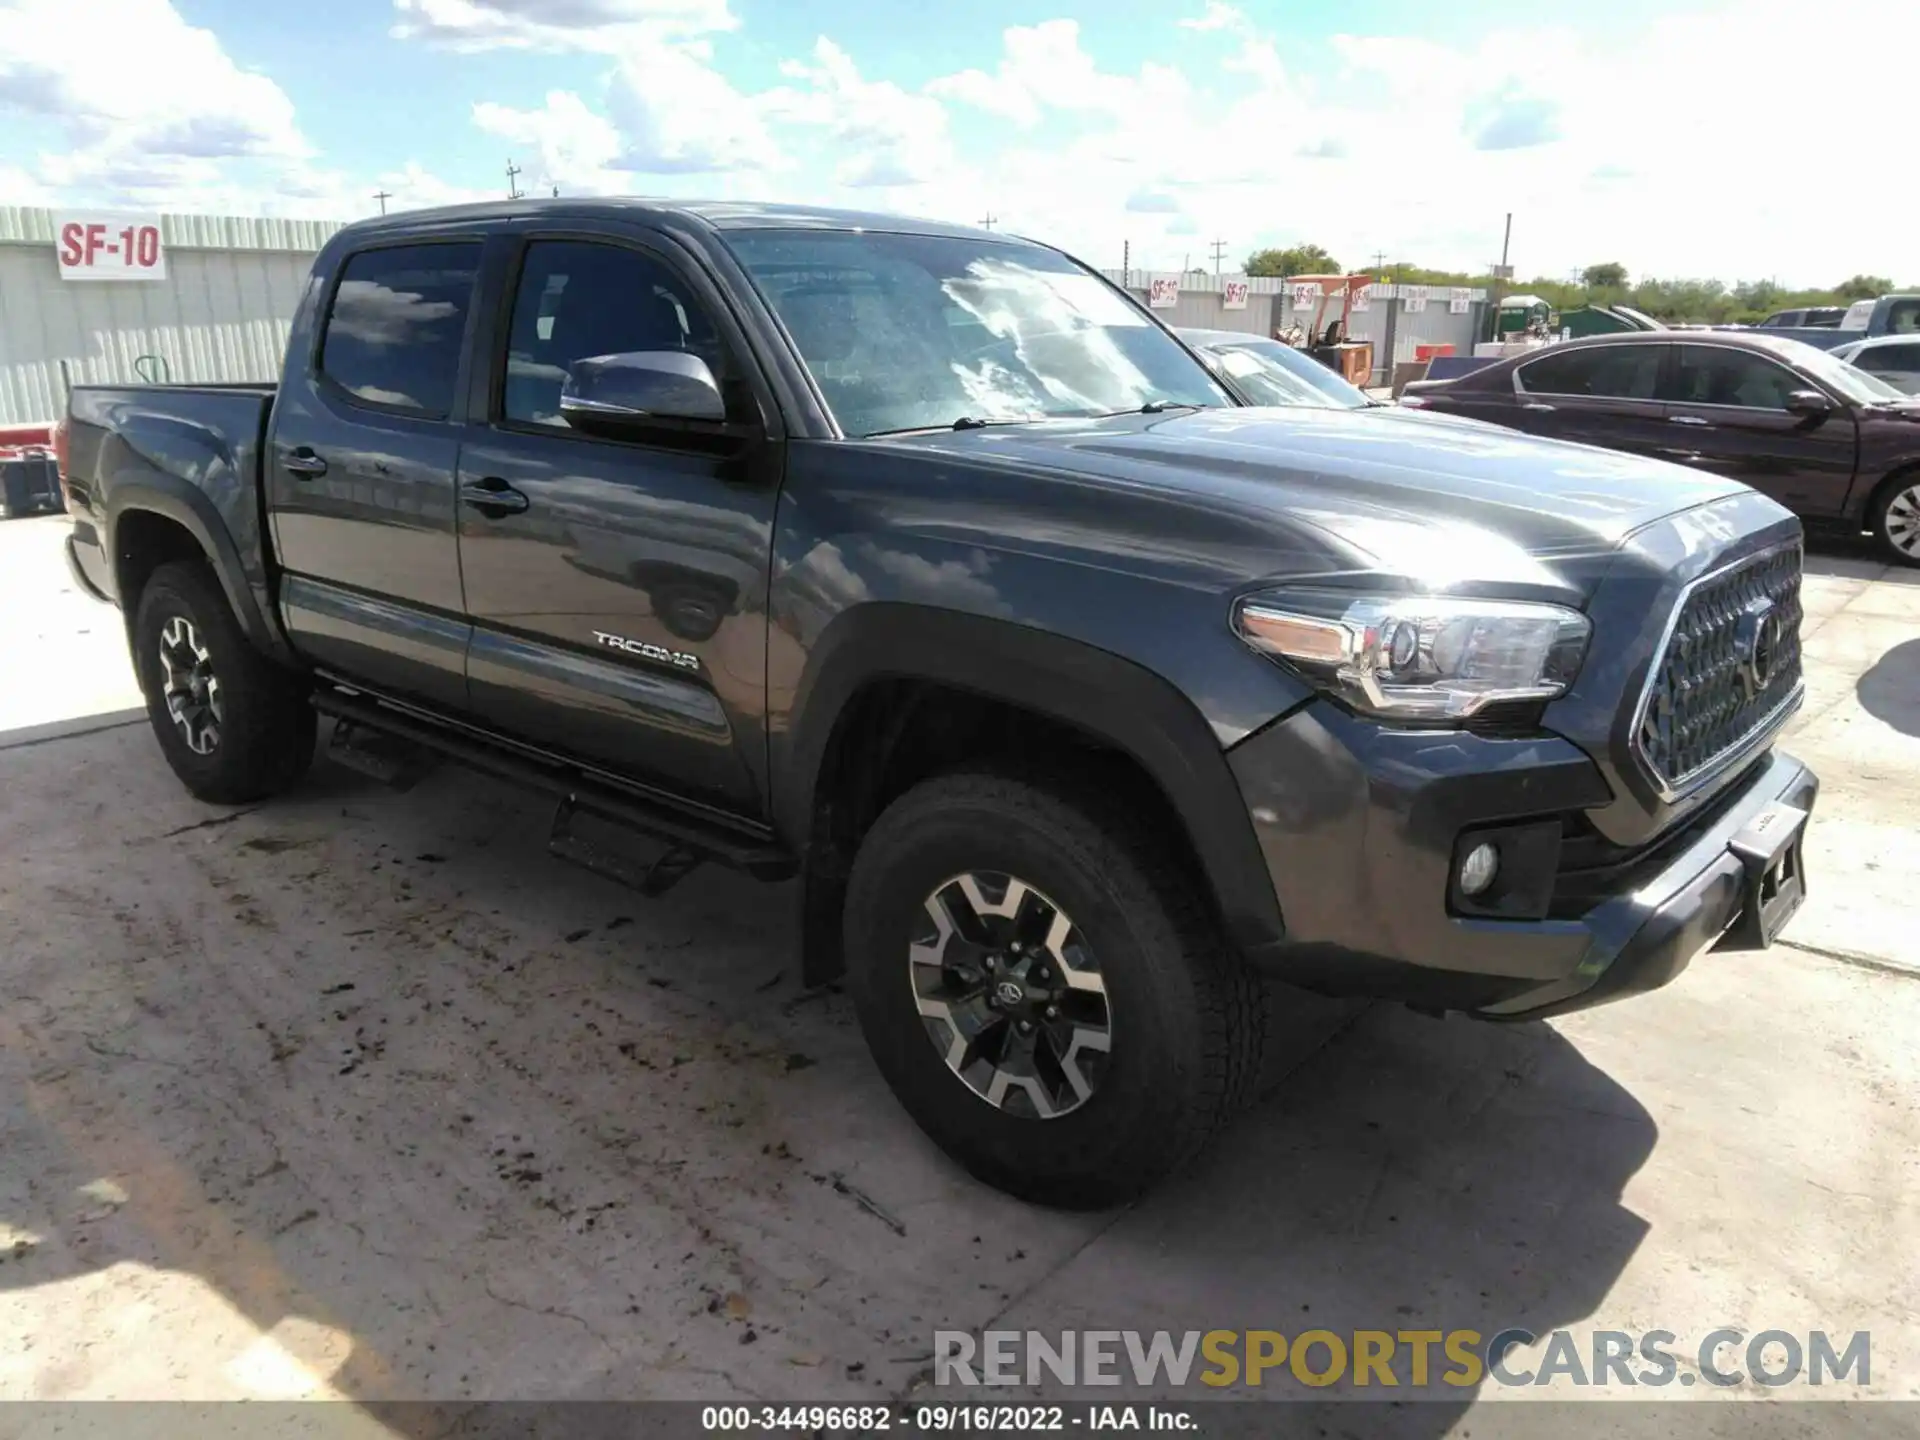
506 160 525 200
373 190 392 216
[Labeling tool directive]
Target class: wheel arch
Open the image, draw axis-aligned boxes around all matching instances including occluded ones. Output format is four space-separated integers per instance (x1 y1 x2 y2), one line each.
106 481 293 663
777 605 1288 986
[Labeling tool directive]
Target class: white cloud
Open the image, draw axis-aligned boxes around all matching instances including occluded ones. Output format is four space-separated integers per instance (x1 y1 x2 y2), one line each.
390 0 734 52
0 0 309 164
928 21 1190 129
1178 2 1244 32
765 39 952 189
474 91 627 191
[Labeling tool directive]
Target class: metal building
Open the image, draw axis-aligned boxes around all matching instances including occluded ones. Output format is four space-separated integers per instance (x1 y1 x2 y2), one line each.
0 207 345 428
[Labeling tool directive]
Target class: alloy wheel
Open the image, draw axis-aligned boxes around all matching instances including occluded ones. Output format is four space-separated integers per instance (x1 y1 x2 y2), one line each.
1885 484 1920 559
157 615 222 755
909 871 1112 1119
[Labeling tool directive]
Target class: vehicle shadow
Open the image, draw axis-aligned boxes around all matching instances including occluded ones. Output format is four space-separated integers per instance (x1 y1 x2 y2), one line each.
1858 639 1920 738
0 731 1652 1438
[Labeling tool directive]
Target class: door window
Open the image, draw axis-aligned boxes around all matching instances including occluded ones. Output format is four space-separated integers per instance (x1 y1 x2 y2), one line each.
501 240 730 428
1662 346 1806 410
1515 345 1662 399
1861 343 1920 374
318 243 481 417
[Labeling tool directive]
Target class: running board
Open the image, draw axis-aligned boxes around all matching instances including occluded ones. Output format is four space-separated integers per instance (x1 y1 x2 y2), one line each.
549 797 704 897
310 688 794 885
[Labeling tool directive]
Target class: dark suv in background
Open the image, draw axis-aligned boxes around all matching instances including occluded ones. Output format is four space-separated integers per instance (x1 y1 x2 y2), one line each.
1402 331 1920 564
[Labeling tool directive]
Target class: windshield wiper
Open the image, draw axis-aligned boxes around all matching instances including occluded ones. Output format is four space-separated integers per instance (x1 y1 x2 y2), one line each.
1080 401 1209 419
863 415 1037 438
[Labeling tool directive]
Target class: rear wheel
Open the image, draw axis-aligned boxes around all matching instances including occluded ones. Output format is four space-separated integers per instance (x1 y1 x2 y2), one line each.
1870 473 1920 567
842 768 1266 1208
131 560 316 804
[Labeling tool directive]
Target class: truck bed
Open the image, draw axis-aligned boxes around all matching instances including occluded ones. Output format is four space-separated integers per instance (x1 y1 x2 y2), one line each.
63 382 280 621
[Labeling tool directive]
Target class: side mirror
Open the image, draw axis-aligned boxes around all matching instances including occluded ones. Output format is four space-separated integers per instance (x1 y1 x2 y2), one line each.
560 351 726 436
1784 389 1832 417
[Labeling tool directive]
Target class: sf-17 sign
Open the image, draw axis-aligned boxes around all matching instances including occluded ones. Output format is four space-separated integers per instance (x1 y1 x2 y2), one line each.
1223 279 1250 310
1148 277 1180 309
56 213 167 281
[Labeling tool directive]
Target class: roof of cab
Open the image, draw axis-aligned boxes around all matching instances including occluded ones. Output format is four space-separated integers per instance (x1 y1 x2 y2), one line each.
333 196 1026 245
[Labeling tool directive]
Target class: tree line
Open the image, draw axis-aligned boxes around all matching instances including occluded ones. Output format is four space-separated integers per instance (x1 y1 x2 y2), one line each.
1243 246 1909 327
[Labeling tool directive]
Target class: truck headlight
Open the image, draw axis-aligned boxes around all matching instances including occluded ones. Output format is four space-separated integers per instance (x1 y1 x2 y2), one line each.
1234 589 1590 721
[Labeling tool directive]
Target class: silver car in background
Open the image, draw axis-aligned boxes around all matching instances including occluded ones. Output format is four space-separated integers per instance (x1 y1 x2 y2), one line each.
1832 335 1920 395
1178 328 1379 409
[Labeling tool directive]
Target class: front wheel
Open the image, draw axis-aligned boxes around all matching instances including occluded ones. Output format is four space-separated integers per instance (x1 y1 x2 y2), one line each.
1870 473 1920 567
842 769 1267 1208
132 560 316 804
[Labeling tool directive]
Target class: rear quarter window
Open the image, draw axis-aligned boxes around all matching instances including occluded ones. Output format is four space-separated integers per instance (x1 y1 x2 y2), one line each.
318 242 482 417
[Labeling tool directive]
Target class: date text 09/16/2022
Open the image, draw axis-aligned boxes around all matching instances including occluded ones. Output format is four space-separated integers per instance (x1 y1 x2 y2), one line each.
700 1404 1194 1432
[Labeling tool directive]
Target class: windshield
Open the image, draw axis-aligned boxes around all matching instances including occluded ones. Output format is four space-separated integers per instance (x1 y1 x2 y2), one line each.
725 230 1231 437
1199 337 1370 409
1774 338 1908 404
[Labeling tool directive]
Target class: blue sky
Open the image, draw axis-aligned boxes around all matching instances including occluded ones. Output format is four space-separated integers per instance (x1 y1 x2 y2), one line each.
1 0 1909 286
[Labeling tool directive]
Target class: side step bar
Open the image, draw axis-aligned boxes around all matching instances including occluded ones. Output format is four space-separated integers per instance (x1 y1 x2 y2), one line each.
310 688 795 885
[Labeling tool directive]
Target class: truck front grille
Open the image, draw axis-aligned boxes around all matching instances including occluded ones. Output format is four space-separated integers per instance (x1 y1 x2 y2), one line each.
1633 543 1803 798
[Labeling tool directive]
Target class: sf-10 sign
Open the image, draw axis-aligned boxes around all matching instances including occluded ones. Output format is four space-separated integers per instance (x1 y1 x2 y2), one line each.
56 214 167 281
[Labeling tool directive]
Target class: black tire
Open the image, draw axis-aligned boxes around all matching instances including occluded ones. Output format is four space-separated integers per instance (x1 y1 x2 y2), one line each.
843 768 1266 1208
131 560 316 804
1869 471 1920 568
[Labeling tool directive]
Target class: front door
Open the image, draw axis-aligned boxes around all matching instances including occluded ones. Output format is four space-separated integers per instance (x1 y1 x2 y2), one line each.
454 230 780 817
1655 344 1859 516
1505 342 1672 460
267 238 482 710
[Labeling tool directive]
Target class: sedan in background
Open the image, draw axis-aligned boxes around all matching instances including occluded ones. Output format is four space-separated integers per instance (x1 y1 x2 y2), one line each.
1832 335 1920 396
1179 328 1376 409
1401 332 1920 564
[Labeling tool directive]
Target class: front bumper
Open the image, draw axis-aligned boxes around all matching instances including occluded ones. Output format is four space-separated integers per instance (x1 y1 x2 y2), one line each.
1230 701 1818 1020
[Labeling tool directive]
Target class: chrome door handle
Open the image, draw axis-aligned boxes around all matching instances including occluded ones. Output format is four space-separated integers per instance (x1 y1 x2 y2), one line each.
1522 402 1557 412
461 477 530 517
1669 414 1710 426
283 448 328 477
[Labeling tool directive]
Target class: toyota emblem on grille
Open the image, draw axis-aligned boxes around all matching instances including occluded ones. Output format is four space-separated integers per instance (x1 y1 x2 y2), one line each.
1735 597 1784 699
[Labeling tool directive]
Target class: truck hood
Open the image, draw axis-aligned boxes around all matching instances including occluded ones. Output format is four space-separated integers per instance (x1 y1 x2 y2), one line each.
873 405 1756 602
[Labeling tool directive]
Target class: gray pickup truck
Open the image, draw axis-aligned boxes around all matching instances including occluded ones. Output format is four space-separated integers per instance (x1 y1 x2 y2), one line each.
58 198 1818 1206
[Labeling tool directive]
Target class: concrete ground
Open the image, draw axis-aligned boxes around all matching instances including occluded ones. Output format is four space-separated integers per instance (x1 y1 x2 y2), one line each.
2 512 1918 1431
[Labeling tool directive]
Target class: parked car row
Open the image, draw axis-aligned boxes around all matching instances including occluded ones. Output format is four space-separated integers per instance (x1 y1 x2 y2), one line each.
1399 332 1920 563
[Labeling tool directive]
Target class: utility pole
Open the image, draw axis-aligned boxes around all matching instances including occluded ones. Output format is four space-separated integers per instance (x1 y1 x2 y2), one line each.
506 160 525 200
1487 211 1513 341
979 212 997 231
1121 239 1130 288
1370 249 1387 274
1209 238 1228 276
373 190 392 216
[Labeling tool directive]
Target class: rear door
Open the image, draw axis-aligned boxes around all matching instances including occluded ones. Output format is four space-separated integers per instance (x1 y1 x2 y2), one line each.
267 237 483 710
1507 342 1671 457
1655 343 1859 515
452 224 782 818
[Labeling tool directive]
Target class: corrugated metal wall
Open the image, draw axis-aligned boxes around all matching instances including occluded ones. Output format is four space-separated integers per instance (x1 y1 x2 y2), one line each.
0 207 343 426
1102 272 1489 381
1107 271 1284 336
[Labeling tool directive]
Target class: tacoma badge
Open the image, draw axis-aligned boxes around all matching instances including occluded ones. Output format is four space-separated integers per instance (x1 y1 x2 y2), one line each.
592 630 701 672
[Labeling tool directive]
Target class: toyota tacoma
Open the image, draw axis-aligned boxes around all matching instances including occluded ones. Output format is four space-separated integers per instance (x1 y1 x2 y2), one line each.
58 200 1817 1206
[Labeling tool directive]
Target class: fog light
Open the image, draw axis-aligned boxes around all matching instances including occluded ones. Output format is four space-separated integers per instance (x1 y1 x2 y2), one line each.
1458 841 1500 896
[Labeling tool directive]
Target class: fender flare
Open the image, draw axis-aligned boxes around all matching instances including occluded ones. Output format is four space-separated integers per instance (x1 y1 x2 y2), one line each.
105 477 294 664
775 603 1287 954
